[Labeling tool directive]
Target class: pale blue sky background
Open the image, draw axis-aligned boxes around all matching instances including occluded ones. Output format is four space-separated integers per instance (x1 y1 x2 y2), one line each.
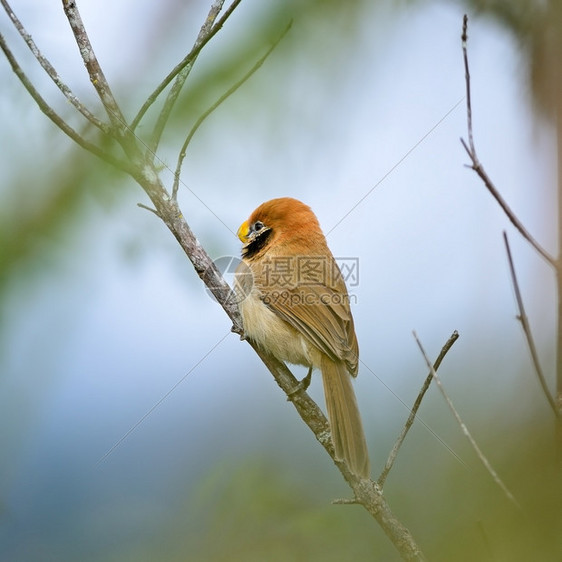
0 1 557 559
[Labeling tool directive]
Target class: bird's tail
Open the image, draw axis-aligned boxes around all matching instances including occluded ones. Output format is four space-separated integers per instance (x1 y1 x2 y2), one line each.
321 356 370 479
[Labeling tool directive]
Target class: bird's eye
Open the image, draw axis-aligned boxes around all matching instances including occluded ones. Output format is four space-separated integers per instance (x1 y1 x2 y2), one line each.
253 221 265 232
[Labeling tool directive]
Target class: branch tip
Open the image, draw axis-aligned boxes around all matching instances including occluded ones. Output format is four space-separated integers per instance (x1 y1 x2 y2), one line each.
137 202 160 217
413 331 521 509
172 18 292 198
459 15 555 267
503 233 561 420
378 330 459 487
462 14 468 44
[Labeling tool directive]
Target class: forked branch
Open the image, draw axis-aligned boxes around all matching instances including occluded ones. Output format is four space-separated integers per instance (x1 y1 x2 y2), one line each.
0 32 130 172
413 332 520 509
62 0 128 136
1 0 110 134
172 21 292 199
461 15 560 423
131 0 242 136
460 15 555 269
378 330 459 488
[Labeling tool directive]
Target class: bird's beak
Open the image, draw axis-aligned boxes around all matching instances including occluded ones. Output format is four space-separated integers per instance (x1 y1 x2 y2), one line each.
237 220 250 243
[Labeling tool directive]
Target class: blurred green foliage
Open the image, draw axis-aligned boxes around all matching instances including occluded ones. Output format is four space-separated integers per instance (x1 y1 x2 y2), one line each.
108 415 561 562
0 0 373 304
0 144 129 295
168 460 385 562
85 410 562 562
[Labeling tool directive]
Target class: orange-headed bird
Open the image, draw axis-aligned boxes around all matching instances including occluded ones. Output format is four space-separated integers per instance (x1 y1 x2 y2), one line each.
236 197 369 479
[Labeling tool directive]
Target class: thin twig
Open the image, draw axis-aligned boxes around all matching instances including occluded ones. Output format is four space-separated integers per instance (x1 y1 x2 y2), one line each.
378 330 459 488
461 15 474 154
137 202 160 217
131 1 236 131
332 498 361 505
172 21 292 199
460 15 555 268
503 232 561 419
146 0 229 157
361 357 466 468
134 0 242 139
413 331 521 509
1 0 110 134
0 32 131 173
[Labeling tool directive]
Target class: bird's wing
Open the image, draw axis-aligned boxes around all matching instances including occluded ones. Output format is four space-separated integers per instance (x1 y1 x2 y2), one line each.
256 268 359 375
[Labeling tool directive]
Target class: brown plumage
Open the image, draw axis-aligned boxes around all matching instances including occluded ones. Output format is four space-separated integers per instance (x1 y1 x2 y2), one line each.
235 197 370 479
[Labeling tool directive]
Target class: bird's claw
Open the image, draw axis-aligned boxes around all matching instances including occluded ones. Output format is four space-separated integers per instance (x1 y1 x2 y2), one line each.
286 366 313 400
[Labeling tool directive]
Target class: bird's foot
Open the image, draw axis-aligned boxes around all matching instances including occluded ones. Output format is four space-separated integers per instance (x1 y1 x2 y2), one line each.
286 366 313 399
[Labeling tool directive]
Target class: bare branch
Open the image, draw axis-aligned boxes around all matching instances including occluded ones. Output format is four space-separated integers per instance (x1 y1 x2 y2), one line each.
461 15 474 154
1 0 110 134
137 202 160 217
132 0 242 137
378 330 459 488
146 0 229 157
503 232 561 419
0 32 131 173
413 331 521 509
252 346 427 562
460 15 555 268
172 20 292 200
62 0 128 137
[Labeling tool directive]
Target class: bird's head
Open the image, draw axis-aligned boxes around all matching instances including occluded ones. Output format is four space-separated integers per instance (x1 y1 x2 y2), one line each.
237 197 324 259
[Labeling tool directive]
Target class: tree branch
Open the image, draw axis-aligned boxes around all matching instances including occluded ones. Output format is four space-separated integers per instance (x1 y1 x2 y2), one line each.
145 0 229 158
378 330 459 488
503 232 561 419
131 0 241 136
460 14 556 269
413 331 520 509
0 32 131 173
62 0 130 144
1 0 110 134
250 346 427 562
132 168 243 332
172 20 292 200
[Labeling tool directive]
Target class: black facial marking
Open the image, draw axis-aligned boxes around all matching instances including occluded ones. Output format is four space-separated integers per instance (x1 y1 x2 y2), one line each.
242 227 272 259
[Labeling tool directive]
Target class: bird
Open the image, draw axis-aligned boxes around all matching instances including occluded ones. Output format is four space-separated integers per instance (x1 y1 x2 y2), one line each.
235 197 370 479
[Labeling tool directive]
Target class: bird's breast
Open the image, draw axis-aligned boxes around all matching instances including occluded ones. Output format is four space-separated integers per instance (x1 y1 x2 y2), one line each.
237 287 317 368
